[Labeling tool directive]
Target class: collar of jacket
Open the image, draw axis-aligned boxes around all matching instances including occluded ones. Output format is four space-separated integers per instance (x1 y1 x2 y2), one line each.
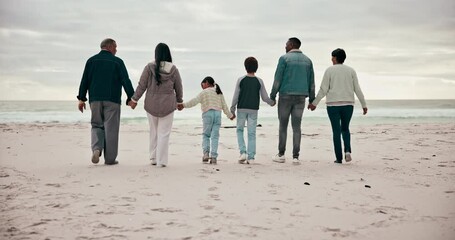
99 50 113 55
289 49 302 53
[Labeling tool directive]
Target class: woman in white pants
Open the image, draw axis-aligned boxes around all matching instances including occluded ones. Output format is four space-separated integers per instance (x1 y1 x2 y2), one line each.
129 43 183 167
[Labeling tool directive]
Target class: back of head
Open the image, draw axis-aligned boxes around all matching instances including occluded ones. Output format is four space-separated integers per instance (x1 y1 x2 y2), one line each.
154 43 173 85
288 37 301 49
244 57 258 73
331 48 346 64
203 76 223 95
155 43 172 63
100 38 116 49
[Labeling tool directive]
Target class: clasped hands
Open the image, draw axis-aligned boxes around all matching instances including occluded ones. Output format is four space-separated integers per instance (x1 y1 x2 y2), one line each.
307 103 316 111
177 103 184 111
128 100 137 109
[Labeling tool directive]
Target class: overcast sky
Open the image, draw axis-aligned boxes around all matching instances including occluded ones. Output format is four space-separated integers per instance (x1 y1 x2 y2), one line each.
1 0 454 101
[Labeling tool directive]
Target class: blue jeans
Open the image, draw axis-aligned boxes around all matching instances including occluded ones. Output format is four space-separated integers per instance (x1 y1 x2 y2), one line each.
202 110 222 159
236 111 258 160
327 105 354 161
277 95 306 159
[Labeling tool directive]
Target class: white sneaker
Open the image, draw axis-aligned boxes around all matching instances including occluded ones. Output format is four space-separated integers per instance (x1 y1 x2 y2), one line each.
292 158 301 165
238 153 247 164
158 164 166 168
345 152 352 162
272 154 285 163
150 158 157 165
91 150 100 164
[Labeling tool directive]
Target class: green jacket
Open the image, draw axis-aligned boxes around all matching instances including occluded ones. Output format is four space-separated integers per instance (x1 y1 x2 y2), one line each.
270 49 315 102
78 50 134 104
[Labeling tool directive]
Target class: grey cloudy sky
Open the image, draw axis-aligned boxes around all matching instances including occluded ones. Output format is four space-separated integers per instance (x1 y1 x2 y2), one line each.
1 0 454 101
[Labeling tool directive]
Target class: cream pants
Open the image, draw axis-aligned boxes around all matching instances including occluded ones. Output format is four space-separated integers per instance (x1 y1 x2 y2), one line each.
147 112 174 166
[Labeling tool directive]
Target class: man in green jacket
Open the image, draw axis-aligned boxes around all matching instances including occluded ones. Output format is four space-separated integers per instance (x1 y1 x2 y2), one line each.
77 38 135 165
270 37 315 165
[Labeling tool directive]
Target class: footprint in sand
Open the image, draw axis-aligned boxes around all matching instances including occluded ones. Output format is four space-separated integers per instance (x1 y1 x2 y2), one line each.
120 196 137 202
46 203 69 209
150 208 182 213
209 194 220 201
143 192 161 197
45 183 62 187
267 183 282 195
96 211 115 215
322 227 357 237
268 189 278 195
201 205 215 210
199 227 220 235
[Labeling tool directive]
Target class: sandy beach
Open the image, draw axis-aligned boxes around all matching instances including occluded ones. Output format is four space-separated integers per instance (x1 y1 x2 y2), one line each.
1 121 454 239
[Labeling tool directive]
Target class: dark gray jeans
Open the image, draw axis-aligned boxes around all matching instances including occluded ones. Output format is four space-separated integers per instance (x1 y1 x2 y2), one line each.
277 95 306 159
327 105 354 161
90 101 121 163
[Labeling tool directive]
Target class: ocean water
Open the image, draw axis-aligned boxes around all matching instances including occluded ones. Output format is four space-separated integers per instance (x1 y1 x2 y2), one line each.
0 100 454 126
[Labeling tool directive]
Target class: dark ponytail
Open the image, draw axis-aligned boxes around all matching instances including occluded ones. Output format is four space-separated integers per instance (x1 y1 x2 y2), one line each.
154 43 173 86
202 76 223 95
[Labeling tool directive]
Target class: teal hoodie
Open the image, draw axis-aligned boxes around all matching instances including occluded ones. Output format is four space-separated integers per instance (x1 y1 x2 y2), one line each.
270 49 315 102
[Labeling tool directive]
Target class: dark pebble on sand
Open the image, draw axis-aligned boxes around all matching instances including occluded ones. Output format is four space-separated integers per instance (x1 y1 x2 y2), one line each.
365 185 371 188
304 182 310 185
216 169 220 171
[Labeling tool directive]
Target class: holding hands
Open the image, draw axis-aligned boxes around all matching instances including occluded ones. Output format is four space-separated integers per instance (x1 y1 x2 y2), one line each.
128 100 137 109
307 103 316 111
177 103 184 111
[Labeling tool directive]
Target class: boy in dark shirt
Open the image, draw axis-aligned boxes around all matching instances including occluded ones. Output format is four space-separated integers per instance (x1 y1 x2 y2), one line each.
231 57 275 164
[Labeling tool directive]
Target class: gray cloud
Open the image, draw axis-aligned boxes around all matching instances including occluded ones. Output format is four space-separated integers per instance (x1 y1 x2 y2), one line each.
1 0 454 100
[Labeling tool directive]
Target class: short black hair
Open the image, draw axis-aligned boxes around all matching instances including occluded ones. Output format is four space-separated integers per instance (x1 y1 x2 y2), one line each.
332 48 346 64
288 37 301 49
244 57 258 73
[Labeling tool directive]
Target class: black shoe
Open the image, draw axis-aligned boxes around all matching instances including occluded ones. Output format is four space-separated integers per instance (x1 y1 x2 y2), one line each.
334 160 342 164
105 161 119 165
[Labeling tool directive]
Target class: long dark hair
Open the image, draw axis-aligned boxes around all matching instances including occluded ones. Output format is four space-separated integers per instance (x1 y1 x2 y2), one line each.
202 76 223 95
154 43 172 85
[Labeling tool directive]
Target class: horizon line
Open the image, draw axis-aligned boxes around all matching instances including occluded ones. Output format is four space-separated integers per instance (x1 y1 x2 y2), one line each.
0 99 454 102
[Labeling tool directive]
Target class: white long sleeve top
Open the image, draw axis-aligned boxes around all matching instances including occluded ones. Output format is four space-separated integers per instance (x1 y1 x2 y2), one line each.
183 87 234 119
312 64 367 108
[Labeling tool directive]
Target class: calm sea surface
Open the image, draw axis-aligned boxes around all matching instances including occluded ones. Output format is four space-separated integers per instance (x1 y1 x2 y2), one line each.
0 100 454 126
